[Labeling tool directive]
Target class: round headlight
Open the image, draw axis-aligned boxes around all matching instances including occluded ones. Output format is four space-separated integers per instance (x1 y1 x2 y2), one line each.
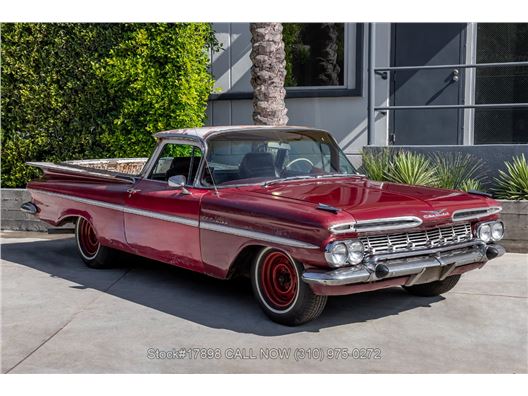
346 240 365 265
491 222 504 241
478 224 492 242
329 243 348 267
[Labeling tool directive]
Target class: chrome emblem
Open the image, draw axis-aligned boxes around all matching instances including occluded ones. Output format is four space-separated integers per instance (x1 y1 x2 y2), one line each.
420 208 449 219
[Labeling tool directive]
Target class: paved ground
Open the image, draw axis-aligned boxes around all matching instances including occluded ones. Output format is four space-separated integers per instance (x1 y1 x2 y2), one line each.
1 231 527 373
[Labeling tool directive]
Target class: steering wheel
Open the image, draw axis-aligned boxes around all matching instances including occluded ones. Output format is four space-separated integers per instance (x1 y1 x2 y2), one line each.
284 157 314 173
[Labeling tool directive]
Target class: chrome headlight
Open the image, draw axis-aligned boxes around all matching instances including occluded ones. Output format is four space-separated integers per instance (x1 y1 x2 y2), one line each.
477 223 492 242
325 240 365 267
491 221 504 241
346 240 364 265
476 221 504 242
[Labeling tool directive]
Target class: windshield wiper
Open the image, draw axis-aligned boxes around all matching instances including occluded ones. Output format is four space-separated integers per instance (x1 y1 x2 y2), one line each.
263 173 362 186
263 175 316 186
314 172 364 180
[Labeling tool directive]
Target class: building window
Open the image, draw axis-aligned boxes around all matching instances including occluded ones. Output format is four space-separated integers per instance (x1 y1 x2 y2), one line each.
282 23 345 88
475 23 528 144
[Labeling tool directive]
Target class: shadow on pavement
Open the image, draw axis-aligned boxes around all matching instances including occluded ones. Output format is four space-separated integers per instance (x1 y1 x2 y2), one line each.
1 238 444 336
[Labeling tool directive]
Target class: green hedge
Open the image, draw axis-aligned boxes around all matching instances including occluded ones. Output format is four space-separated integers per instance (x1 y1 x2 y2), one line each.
1 23 218 187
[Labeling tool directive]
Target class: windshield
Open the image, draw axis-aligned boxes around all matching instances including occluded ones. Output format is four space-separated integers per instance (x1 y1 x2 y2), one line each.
202 129 357 186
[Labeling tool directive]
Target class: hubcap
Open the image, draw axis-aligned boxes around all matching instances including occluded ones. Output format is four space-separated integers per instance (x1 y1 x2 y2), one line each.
77 218 99 258
260 251 298 310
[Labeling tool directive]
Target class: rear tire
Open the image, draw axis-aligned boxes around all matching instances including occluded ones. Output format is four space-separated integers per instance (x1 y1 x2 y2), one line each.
402 274 461 297
75 217 118 269
251 248 327 326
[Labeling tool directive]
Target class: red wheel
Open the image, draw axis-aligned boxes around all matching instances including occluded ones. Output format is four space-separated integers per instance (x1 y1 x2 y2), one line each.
259 251 299 311
251 248 328 325
76 217 100 260
75 217 118 268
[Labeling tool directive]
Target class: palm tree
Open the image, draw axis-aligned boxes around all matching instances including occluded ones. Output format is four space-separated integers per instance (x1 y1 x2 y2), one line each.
249 23 288 126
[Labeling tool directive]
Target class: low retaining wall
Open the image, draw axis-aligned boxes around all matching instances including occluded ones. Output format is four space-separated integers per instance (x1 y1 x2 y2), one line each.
1 189 526 253
498 200 528 253
1 189 52 231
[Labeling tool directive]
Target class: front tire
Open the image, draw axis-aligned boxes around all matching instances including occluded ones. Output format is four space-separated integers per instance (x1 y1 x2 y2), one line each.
402 274 461 297
75 217 117 269
251 248 327 326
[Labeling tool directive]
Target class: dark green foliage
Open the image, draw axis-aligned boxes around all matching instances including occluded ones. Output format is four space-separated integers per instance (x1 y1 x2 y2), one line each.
1 23 218 187
95 23 218 158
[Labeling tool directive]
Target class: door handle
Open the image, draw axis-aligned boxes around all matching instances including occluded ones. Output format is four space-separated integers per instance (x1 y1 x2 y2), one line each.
452 69 459 82
127 188 141 197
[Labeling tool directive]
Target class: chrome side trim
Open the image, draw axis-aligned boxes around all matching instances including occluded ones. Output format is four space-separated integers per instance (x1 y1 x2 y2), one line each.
29 189 317 249
200 222 320 249
329 216 423 234
124 207 199 227
28 190 198 227
30 189 125 211
452 206 502 222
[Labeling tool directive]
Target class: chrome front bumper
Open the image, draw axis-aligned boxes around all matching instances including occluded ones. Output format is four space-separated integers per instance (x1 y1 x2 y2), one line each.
302 241 505 286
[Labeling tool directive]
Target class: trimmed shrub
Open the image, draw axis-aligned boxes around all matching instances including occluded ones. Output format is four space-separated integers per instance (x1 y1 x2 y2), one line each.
1 23 218 187
95 23 219 158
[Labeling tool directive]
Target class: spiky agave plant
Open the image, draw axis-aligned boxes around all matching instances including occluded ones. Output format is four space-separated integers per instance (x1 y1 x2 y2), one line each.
384 151 437 186
360 148 391 181
494 154 528 200
459 178 483 192
432 152 486 190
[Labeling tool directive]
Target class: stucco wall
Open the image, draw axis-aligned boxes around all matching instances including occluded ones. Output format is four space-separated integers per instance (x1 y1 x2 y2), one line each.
206 23 391 168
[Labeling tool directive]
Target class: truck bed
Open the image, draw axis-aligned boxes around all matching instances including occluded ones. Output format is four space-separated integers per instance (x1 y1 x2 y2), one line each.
27 158 148 183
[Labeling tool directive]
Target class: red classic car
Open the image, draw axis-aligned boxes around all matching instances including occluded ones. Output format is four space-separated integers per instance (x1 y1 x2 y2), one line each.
23 126 506 325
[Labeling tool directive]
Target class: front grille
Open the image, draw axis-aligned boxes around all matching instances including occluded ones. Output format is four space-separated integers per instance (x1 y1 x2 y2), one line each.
360 223 473 255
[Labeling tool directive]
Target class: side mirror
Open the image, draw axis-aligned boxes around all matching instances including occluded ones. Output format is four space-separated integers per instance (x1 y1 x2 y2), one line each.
168 175 191 195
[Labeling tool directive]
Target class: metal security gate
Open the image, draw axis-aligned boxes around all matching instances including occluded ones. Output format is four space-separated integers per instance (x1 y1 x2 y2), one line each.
367 23 528 145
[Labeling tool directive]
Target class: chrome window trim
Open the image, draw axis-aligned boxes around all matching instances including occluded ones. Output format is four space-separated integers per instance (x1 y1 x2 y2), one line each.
452 206 502 222
141 136 206 182
192 128 357 189
329 216 423 234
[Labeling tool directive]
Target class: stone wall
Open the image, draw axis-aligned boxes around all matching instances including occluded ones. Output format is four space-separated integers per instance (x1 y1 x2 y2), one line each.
1 189 50 231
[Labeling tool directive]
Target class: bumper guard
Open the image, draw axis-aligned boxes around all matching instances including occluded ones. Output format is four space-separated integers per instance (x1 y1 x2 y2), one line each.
302 241 505 287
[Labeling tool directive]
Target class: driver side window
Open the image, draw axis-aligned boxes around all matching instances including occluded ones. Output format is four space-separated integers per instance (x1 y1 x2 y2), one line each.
148 143 202 185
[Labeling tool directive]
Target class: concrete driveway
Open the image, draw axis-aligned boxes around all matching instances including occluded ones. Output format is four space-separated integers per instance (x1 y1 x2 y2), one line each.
1 231 527 373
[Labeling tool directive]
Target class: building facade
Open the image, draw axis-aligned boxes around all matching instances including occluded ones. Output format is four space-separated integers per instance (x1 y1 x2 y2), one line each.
206 23 528 170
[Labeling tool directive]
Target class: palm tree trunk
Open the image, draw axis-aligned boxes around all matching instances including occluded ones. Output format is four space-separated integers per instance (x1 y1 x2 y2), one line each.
250 23 288 126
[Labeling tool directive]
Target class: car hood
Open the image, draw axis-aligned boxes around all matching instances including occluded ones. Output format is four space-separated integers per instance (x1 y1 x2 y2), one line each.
244 176 494 224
